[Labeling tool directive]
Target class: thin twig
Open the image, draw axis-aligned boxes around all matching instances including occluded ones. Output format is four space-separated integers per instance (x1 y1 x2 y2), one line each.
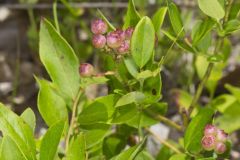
65 88 82 152
145 110 183 132
145 128 182 154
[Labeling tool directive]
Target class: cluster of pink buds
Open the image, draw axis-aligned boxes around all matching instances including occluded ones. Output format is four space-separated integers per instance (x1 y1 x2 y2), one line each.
201 124 228 154
91 19 134 55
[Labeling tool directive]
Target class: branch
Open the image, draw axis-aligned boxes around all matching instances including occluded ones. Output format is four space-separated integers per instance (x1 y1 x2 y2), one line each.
145 128 182 154
145 110 183 132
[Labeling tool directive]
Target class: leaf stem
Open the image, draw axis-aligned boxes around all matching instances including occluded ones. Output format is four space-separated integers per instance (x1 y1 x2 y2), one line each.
65 88 82 152
145 128 182 154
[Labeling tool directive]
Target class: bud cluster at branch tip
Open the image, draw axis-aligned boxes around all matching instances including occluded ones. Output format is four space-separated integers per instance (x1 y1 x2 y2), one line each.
91 19 134 56
201 124 228 154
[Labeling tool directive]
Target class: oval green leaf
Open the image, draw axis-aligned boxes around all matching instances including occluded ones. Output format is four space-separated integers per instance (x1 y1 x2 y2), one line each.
168 2 185 37
131 16 155 68
0 136 27 160
123 0 141 29
66 132 86 160
36 78 68 127
40 121 65 160
20 108 36 132
39 18 80 104
198 0 225 21
169 154 187 160
152 7 168 36
111 137 146 160
0 103 36 160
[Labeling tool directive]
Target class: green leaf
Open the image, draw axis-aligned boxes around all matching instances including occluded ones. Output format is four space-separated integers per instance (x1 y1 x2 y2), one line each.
40 121 65 160
184 108 214 154
223 19 240 35
36 78 68 127
168 2 185 37
112 104 139 125
136 70 153 80
115 91 145 107
221 38 232 62
124 57 139 78
80 123 110 149
135 151 155 160
103 136 126 159
131 16 155 68
123 0 141 29
215 115 240 133
225 84 240 101
169 154 187 160
39 18 80 104
78 94 119 124
191 19 215 46
143 72 162 103
0 103 36 160
198 0 225 21
66 132 86 160
212 86 240 133
195 56 209 79
156 145 173 160
211 94 238 113
112 103 164 128
229 3 240 20
152 7 168 36
0 136 26 160
20 108 36 132
111 137 146 160
80 76 109 88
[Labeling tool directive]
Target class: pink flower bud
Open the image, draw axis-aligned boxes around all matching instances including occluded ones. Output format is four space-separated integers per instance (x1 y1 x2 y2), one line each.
91 19 108 34
204 124 217 136
114 29 125 41
201 135 216 151
216 129 228 143
215 142 227 154
92 34 106 49
79 63 94 77
117 41 130 54
125 27 134 40
106 31 123 48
